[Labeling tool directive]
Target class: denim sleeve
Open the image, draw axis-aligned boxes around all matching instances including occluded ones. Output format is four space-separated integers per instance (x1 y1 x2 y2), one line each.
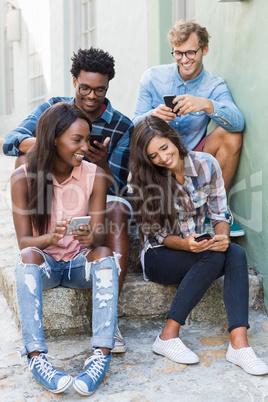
2 99 56 156
107 125 133 196
206 158 231 227
2 97 73 156
207 81 245 132
132 70 154 126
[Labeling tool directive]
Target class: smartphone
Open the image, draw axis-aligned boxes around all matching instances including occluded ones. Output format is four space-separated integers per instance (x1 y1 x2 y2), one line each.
66 216 91 236
89 135 102 149
163 94 176 111
194 232 212 242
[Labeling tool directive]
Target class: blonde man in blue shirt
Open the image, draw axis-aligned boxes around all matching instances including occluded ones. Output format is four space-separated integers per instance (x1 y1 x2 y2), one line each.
133 20 244 236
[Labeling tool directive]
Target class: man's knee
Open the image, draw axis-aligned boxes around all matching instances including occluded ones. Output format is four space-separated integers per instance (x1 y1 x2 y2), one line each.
205 127 242 156
224 131 242 154
107 201 131 219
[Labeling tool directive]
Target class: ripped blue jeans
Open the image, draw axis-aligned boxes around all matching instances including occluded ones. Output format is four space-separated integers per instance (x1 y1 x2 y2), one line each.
15 248 120 357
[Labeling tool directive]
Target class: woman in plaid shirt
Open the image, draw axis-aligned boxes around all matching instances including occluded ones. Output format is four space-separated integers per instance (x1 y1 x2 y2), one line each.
129 115 268 376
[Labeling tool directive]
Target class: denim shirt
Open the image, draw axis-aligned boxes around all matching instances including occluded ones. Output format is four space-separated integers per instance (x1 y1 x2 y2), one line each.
133 64 245 150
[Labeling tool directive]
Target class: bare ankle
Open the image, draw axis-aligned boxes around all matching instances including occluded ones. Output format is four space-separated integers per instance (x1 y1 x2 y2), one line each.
28 351 41 359
97 347 110 356
160 319 181 340
230 326 249 349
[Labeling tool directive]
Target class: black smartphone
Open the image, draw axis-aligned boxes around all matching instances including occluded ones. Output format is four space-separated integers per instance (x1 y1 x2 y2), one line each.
89 135 101 149
194 232 212 242
163 94 176 111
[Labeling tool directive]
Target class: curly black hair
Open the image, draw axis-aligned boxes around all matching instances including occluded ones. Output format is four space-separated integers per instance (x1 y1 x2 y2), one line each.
70 47 115 81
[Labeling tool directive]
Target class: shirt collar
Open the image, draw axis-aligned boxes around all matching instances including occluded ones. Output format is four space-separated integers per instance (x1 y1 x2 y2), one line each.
175 65 205 89
53 162 82 187
93 98 114 124
72 97 114 124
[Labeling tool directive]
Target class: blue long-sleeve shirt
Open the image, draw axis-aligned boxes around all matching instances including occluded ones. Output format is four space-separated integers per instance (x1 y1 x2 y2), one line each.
133 64 245 150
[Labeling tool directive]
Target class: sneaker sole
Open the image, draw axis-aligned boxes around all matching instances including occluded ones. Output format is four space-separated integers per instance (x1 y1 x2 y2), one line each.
46 376 73 394
73 381 96 396
152 345 199 364
226 355 268 375
230 230 245 237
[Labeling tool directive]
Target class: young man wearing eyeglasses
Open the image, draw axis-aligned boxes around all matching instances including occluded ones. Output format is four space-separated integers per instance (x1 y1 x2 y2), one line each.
133 20 245 237
3 47 133 354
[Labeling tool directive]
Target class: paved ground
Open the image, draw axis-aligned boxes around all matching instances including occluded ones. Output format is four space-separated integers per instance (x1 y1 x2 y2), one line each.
0 290 268 402
0 153 268 401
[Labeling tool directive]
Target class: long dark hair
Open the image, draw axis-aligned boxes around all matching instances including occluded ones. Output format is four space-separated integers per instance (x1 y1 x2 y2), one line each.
129 115 188 244
26 102 92 235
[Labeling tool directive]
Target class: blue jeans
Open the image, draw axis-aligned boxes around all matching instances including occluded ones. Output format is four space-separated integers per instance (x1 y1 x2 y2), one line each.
15 248 120 357
144 243 249 332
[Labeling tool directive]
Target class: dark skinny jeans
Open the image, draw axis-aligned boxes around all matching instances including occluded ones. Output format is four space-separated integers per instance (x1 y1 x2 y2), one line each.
144 243 249 332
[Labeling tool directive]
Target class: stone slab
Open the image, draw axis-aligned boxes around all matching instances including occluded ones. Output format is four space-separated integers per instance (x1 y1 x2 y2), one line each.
0 264 264 338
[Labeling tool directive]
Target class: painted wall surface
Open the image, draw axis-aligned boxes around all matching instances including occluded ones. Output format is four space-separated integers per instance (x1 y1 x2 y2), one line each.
93 0 149 120
0 0 59 133
0 0 151 132
195 0 268 307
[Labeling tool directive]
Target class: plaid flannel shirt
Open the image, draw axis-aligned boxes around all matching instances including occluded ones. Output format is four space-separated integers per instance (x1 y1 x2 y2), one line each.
149 151 231 248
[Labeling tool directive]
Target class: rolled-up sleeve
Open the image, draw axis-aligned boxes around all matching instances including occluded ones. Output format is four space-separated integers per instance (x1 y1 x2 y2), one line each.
207 81 245 132
207 158 231 227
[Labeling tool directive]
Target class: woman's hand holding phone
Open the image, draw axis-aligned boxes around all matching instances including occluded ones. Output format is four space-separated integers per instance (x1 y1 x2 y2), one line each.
185 233 214 253
207 234 229 252
66 216 93 247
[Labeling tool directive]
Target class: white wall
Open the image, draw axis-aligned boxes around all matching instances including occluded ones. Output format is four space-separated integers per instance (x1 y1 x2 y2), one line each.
1 0 149 136
1 0 53 134
94 0 149 120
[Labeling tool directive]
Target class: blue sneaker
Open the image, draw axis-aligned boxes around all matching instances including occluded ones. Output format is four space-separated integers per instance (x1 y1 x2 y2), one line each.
28 353 72 393
230 221 245 237
73 349 112 396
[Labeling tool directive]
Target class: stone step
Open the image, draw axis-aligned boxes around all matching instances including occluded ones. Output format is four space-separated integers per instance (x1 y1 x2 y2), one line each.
0 262 264 338
1 153 264 338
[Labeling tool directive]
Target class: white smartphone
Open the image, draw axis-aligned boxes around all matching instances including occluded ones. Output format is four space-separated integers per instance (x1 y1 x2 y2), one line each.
66 216 91 236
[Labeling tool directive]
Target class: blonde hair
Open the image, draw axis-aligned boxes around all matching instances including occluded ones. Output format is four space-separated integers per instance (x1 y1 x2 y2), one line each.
167 19 210 49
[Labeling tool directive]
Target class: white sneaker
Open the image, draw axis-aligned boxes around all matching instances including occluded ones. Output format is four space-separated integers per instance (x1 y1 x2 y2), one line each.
111 326 126 353
152 335 199 364
226 343 268 375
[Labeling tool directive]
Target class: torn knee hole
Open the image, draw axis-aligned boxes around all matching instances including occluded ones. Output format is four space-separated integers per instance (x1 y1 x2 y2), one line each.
97 267 112 270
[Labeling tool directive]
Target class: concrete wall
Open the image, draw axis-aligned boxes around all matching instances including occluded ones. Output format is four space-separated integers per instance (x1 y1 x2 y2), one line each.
93 0 149 120
0 0 174 135
195 0 268 308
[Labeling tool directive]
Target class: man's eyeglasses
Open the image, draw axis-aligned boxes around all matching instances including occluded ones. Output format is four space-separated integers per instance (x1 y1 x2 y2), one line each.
78 82 108 97
171 46 202 61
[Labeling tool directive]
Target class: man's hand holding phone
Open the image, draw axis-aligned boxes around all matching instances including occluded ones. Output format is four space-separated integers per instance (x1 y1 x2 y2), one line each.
86 137 110 168
151 95 178 122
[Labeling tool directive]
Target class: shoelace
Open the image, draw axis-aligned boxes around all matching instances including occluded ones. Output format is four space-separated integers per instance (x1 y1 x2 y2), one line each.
114 328 123 343
29 354 57 383
83 350 106 384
